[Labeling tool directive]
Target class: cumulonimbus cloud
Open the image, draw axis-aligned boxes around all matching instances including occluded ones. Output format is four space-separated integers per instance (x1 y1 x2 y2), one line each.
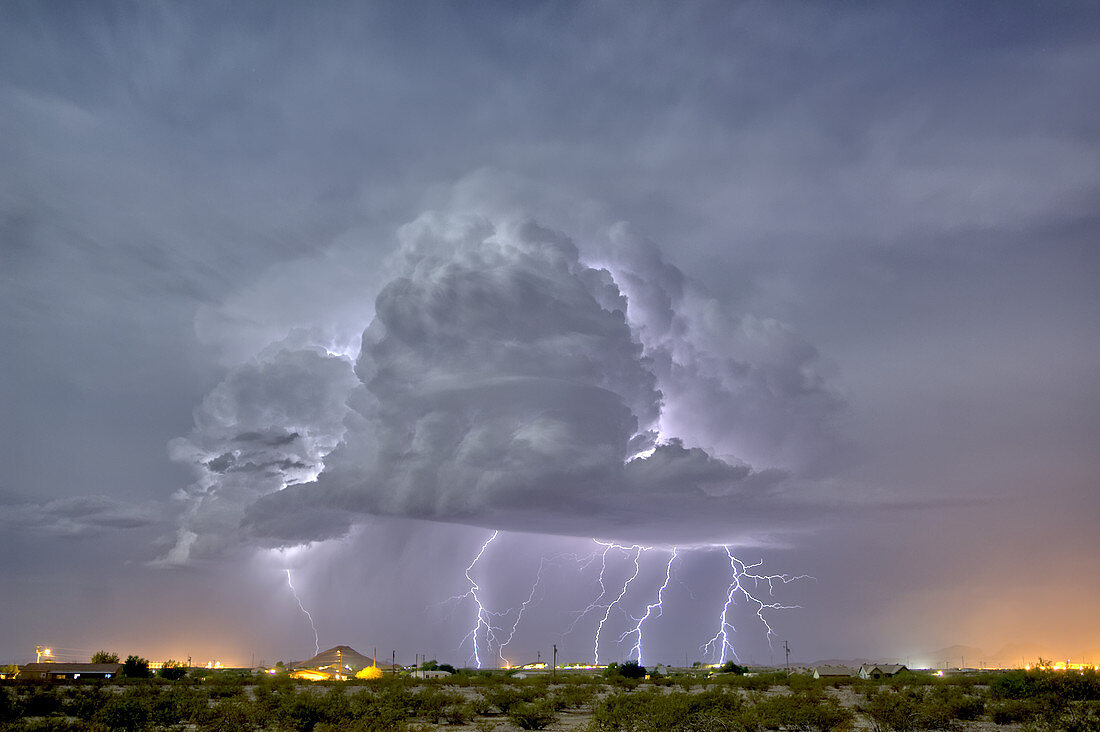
164 212 843 562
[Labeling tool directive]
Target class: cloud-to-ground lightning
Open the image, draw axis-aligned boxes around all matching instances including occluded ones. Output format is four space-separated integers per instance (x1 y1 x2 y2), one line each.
593 540 647 665
443 535 809 670
702 546 811 664
457 530 500 668
285 569 320 657
620 547 677 666
563 539 617 638
498 555 552 666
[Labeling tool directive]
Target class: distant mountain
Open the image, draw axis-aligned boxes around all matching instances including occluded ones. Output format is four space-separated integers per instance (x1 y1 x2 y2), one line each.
990 642 1051 666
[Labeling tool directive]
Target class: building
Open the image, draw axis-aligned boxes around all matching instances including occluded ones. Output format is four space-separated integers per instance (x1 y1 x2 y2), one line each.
859 664 908 679
19 663 122 680
813 665 854 679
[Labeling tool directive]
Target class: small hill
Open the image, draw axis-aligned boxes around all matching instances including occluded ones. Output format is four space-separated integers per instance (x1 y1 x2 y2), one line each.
293 645 377 672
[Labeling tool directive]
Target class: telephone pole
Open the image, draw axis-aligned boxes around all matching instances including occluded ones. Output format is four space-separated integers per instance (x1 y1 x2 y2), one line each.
553 644 557 679
783 640 791 674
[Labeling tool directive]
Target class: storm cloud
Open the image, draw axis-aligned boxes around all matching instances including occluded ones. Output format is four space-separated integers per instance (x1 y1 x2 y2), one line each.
164 213 842 557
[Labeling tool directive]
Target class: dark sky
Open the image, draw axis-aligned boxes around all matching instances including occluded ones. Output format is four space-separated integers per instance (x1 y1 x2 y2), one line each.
2 1 1098 669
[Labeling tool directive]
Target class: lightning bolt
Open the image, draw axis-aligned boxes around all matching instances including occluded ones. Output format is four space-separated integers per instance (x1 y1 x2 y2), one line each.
285 569 320 657
593 541 647 665
702 546 810 664
498 555 551 666
458 530 499 668
620 547 677 666
562 539 617 637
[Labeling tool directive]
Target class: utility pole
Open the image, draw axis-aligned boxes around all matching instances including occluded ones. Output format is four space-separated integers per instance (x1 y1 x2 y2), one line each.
553 644 557 679
783 640 791 674
392 650 396 675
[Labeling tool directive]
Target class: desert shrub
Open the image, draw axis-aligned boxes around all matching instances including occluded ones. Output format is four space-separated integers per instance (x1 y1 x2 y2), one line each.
587 690 661 731
754 690 854 731
723 673 776 691
203 671 246 699
691 687 746 720
552 683 596 710
157 660 188 681
1054 700 1100 732
1051 671 1100 702
410 687 464 723
18 720 93 731
441 701 476 725
921 683 985 723
0 686 24 722
95 695 150 731
23 688 64 717
507 698 559 730
675 676 696 692
270 687 348 731
859 688 924 732
989 698 1040 725
199 698 254 730
991 670 1038 700
787 673 820 692
61 686 109 720
481 685 537 714
316 722 410 732
346 689 414 729
588 688 747 732
466 694 493 715
860 685 985 732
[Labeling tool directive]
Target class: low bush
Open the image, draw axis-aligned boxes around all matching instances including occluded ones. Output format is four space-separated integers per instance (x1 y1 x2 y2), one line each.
989 698 1040 725
507 698 559 730
754 690 854 731
95 695 150 731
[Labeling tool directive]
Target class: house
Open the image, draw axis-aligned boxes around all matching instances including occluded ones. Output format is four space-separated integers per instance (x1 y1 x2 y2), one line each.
20 663 122 680
858 664 908 680
812 665 854 679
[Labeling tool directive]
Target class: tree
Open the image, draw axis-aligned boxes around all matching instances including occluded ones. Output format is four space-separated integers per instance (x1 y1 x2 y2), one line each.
158 659 187 680
92 650 120 664
719 661 746 675
121 655 151 678
605 660 647 679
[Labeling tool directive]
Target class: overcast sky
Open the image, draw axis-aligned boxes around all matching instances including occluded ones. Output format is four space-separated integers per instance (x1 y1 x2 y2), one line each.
2 1 1098 669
